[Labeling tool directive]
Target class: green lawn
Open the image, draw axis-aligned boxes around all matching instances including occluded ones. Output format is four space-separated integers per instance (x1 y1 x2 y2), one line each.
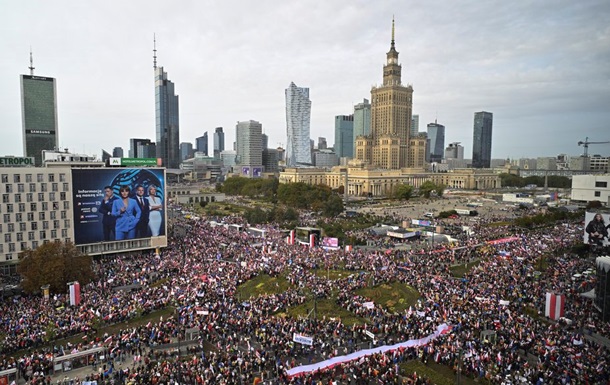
401 360 482 385
282 298 368 326
450 260 481 278
236 274 292 299
312 269 360 281
355 281 420 313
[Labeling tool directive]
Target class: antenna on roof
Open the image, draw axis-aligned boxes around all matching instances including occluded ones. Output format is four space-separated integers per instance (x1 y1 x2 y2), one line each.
28 47 35 75
153 34 157 70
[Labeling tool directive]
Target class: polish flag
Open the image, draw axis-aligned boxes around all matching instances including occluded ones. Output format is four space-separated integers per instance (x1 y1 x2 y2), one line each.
545 293 565 320
68 282 81 306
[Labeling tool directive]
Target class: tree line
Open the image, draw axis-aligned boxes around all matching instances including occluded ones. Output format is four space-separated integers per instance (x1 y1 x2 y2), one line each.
499 173 571 188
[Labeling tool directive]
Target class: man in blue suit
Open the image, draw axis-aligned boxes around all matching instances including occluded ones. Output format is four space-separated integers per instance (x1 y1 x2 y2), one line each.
134 185 150 238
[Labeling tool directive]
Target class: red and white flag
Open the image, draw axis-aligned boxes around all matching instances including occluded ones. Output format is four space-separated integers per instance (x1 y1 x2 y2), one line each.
545 292 565 320
68 281 81 306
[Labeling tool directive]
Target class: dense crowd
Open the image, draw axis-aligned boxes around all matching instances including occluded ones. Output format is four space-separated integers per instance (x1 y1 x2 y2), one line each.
1 203 609 384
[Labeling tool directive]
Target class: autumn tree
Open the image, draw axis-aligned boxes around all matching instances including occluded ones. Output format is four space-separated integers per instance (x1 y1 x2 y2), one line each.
18 241 94 294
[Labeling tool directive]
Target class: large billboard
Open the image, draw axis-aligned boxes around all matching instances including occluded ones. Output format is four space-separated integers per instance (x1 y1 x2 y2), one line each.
72 168 166 245
584 211 610 246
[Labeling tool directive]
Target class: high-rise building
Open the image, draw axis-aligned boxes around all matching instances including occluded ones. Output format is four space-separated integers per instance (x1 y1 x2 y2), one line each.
213 127 224 159
411 114 419 137
285 82 312 167
334 115 354 158
20 53 59 166
112 147 124 158
196 132 208 156
154 40 180 168
318 137 327 150
472 111 493 168
235 120 263 167
139 142 156 159
445 142 464 160
353 99 371 156
356 18 413 169
426 121 445 163
180 142 194 160
129 138 152 158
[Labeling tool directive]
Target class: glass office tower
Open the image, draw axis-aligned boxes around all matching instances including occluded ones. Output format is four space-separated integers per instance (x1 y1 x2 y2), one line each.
21 74 58 165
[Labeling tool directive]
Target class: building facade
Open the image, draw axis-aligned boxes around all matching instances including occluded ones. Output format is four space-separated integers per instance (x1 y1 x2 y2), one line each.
426 121 445 163
353 99 371 156
196 132 208 156
571 174 610 205
155 66 180 168
472 111 493 168
235 120 262 168
356 19 413 169
411 114 419 138
445 142 464 160
334 115 354 158
213 127 224 159
129 138 152 158
180 142 194 161
314 150 339 168
285 82 312 167
112 147 124 158
21 74 59 166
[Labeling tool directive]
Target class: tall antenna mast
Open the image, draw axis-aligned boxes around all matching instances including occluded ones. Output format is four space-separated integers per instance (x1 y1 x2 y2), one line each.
28 47 35 75
153 34 157 70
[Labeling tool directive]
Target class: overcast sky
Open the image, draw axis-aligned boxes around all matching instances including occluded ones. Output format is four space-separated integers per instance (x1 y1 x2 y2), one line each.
1 0 609 161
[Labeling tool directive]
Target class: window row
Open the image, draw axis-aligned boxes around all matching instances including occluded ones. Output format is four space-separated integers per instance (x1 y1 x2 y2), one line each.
1 173 67 183
2 192 67 203
4 183 69 193
4 229 68 243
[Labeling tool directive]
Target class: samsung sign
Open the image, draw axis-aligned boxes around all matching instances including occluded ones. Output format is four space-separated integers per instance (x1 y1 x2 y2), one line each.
0 157 35 166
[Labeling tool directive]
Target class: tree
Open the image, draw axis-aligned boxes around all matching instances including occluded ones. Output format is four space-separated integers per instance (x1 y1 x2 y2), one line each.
18 241 94 294
419 181 438 198
394 184 414 200
322 194 344 217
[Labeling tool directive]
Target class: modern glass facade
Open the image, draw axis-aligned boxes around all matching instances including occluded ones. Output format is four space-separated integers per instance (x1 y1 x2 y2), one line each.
20 75 58 166
213 127 224 159
196 132 208 156
235 120 262 167
426 122 445 163
353 98 371 156
472 111 493 168
285 82 312 167
155 67 180 169
334 115 354 158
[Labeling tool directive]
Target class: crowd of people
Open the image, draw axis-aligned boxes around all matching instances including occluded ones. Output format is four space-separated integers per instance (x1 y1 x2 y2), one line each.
1 202 609 384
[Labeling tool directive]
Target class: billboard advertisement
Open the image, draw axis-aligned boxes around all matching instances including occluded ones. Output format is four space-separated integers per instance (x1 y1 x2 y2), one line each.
321 237 339 248
72 168 166 245
584 211 610 246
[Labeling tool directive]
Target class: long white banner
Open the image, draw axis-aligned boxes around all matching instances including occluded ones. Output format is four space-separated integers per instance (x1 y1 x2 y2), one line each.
286 323 451 377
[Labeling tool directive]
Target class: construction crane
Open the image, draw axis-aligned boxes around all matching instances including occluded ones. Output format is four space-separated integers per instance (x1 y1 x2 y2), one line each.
577 137 610 157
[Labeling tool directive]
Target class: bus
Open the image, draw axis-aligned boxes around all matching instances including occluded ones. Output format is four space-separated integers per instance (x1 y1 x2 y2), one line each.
456 208 478 216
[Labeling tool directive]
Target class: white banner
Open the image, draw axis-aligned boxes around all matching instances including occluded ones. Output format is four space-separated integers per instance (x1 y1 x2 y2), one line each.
286 324 451 378
293 333 313 346
362 301 374 309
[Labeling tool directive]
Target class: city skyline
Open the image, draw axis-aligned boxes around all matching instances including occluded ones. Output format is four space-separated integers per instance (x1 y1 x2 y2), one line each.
1 1 609 161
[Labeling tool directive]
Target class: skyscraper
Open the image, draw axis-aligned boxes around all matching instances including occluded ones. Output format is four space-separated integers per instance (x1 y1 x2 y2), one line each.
129 138 152 158
426 121 445 163
213 127 224 159
20 52 58 166
285 82 312 167
411 115 419 137
196 132 208 156
236 120 262 167
154 39 180 168
356 18 413 169
334 115 354 158
180 142 193 160
472 111 493 168
353 99 371 156
112 147 124 158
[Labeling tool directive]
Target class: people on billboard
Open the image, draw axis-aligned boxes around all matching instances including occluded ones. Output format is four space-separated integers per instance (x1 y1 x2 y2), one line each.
134 185 150 238
585 213 607 246
111 185 141 240
146 185 164 236
99 186 118 241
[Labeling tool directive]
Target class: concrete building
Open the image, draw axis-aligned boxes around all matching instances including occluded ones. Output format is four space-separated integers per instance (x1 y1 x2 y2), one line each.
571 174 610 205
279 163 500 197
536 157 557 170
318 137 327 150
220 150 237 168
334 115 354 158
512 158 537 170
445 142 464 160
408 133 427 169
472 111 493 168
235 120 262 170
353 99 371 156
154 64 180 169
356 19 414 169
285 82 312 167
20 59 59 167
314 150 339 168
589 155 609 172
570 156 589 171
